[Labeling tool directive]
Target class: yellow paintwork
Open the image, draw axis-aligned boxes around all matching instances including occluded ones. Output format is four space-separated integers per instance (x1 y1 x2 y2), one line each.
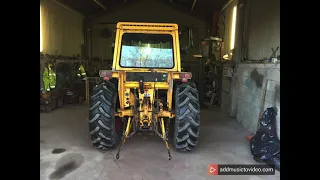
112 22 181 72
124 88 131 108
139 90 153 127
115 110 174 118
160 118 170 150
120 117 132 150
100 22 189 132
103 70 190 115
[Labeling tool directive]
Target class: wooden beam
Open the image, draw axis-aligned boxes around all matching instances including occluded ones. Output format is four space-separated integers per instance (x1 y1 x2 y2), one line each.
221 0 235 11
191 0 197 10
52 0 85 17
93 0 106 10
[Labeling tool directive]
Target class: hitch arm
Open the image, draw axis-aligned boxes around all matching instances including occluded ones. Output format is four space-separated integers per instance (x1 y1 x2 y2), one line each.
116 117 132 159
159 118 172 160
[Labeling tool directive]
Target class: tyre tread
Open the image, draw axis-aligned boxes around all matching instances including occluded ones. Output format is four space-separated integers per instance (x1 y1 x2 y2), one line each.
89 81 118 150
173 82 200 152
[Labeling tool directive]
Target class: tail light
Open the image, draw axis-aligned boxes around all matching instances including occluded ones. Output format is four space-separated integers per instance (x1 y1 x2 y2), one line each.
179 72 192 79
99 70 113 80
179 72 192 83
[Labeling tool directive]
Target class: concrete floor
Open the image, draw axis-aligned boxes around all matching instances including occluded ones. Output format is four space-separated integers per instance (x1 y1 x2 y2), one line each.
40 105 280 180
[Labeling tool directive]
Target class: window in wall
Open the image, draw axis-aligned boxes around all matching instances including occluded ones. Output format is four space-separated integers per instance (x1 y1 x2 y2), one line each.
230 5 237 50
40 5 42 52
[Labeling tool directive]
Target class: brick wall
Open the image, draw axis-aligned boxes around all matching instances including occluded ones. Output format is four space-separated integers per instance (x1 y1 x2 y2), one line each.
235 63 280 139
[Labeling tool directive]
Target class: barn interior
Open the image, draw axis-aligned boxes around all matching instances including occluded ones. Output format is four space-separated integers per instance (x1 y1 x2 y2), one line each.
40 0 280 179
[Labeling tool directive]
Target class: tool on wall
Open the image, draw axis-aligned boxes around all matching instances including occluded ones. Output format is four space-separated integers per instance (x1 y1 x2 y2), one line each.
188 28 194 47
268 46 279 63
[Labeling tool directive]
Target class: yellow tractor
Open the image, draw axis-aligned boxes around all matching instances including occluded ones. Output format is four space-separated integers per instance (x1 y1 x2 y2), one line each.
88 22 200 160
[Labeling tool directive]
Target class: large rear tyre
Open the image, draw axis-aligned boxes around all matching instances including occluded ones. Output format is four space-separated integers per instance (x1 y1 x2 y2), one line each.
88 81 118 150
173 82 200 151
